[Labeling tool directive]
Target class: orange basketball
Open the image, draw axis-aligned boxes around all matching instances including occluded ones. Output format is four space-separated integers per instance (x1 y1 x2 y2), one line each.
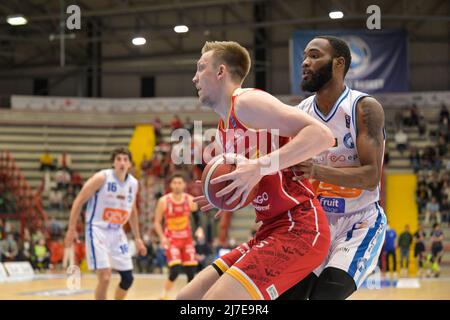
201 154 259 211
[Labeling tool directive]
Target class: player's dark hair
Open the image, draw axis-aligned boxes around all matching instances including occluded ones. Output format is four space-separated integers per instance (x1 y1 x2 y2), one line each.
169 173 185 183
314 35 352 76
110 147 132 163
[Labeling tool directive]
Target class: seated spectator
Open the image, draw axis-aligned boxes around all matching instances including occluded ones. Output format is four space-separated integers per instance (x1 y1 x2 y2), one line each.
55 169 71 190
439 104 449 124
416 184 429 214
409 147 421 172
194 227 212 271
141 155 151 175
184 116 194 134
48 238 64 270
170 115 183 131
0 233 18 262
409 104 419 127
17 239 32 262
33 238 50 271
153 117 163 144
437 135 448 157
440 195 449 225
57 152 72 172
64 186 76 210
438 117 449 142
417 113 427 137
395 128 408 155
49 187 64 212
39 150 55 171
425 196 441 225
70 171 83 193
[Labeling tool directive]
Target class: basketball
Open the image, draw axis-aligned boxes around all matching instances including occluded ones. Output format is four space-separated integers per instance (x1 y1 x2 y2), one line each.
201 154 259 211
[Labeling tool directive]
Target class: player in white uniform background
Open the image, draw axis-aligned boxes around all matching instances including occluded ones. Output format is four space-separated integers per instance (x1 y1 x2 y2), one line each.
64 148 147 300
279 36 387 300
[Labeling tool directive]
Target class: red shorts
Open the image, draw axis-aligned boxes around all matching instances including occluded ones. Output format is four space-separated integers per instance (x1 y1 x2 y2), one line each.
213 198 330 300
166 237 198 267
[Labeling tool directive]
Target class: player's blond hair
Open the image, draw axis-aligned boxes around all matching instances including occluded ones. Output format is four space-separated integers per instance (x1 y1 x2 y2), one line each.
201 41 251 84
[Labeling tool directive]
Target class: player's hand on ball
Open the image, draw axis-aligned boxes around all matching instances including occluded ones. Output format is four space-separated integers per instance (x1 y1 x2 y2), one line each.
291 159 316 181
193 194 228 219
135 238 147 256
212 154 263 209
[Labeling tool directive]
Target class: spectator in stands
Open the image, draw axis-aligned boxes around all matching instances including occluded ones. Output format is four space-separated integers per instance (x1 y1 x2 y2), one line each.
395 128 408 155
430 223 444 277
135 233 155 274
438 117 449 143
437 135 448 157
439 104 449 124
48 237 64 270
440 195 449 225
398 225 413 277
48 217 63 238
0 233 18 262
425 196 441 225
184 116 194 134
33 238 50 271
409 147 421 172
17 238 32 262
55 169 71 190
170 115 183 131
49 187 64 212
0 191 16 214
416 183 430 215
70 171 83 193
64 185 76 210
422 146 437 171
194 227 212 271
409 104 419 127
39 150 55 171
153 117 163 144
414 224 427 277
417 113 427 137
140 155 151 175
383 225 398 281
57 152 72 172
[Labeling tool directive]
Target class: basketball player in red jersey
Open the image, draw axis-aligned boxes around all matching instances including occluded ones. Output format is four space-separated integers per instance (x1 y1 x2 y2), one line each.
176 41 335 300
154 174 199 300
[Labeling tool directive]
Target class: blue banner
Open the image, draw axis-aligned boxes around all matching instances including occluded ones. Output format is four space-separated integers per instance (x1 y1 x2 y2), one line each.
290 29 408 95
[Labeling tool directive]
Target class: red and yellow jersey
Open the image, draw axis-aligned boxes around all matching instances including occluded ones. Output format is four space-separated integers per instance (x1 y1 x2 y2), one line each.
216 88 316 223
164 193 193 240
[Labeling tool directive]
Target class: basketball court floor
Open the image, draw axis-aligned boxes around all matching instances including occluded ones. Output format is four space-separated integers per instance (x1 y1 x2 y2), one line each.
0 273 449 300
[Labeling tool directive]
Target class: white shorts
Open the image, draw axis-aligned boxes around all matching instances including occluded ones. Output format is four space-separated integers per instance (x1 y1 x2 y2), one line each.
313 203 387 288
86 225 133 271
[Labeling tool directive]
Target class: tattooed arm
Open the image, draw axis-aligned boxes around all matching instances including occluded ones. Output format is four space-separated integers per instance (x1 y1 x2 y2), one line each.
298 97 385 190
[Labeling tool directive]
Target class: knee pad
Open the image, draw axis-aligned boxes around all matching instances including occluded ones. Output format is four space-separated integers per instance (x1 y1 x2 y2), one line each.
118 270 134 291
310 267 356 300
169 264 182 282
184 265 197 283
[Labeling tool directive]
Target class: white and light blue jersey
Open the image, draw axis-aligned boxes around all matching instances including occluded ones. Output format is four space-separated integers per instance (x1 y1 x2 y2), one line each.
85 169 138 230
298 86 384 215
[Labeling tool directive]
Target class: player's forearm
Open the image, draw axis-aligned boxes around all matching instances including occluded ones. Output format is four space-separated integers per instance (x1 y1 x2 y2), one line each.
67 198 83 232
129 211 141 240
313 164 380 190
259 124 334 175
154 222 165 239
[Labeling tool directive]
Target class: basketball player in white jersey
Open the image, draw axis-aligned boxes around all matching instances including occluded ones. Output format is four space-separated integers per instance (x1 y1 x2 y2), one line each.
64 148 147 300
279 36 387 300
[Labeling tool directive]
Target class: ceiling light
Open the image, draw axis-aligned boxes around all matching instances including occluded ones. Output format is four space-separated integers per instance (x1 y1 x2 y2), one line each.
7 15 28 26
132 37 146 46
329 11 344 19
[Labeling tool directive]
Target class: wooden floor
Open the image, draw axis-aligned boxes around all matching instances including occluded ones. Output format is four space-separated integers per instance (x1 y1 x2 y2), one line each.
1 273 450 300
